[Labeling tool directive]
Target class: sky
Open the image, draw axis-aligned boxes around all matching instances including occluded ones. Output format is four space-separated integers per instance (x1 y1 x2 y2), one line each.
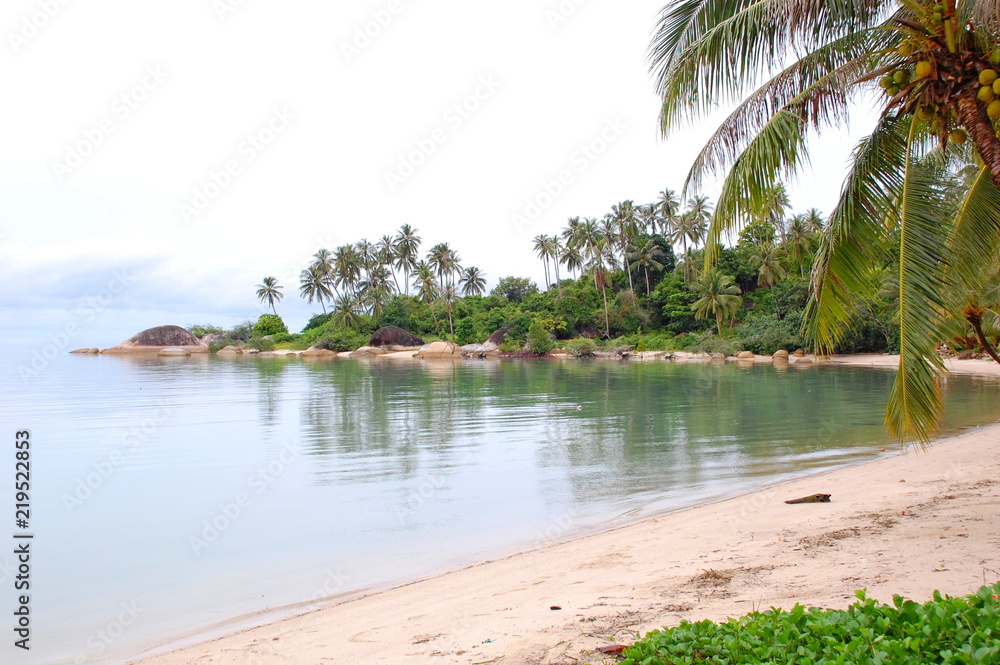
1 0 870 346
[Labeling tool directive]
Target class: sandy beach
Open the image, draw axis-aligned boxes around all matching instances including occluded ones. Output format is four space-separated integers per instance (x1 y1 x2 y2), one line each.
129 355 1000 665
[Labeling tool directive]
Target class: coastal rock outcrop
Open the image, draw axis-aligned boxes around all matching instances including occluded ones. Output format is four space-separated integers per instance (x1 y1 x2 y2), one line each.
216 346 243 355
70 348 100 354
157 347 192 357
415 340 461 359
737 351 754 359
773 349 789 360
300 346 337 358
369 326 425 348
480 327 510 353
102 325 210 354
350 346 388 357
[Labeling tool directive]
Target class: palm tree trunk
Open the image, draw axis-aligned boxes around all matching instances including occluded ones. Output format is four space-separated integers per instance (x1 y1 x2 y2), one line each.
623 243 635 292
716 311 723 337
645 268 651 294
957 93 1000 188
271 302 277 316
965 306 1000 365
602 287 610 338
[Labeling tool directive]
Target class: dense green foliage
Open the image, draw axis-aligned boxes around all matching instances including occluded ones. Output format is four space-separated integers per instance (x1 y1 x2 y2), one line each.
623 585 1000 665
252 314 288 336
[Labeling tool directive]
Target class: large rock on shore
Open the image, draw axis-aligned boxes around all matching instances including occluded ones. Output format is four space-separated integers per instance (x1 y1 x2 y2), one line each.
737 351 754 359
773 349 789 360
369 326 425 348
480 327 510 353
350 346 388 357
415 340 461 359
102 325 210 354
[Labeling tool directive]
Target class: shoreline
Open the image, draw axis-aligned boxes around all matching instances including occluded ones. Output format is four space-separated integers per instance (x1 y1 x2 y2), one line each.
128 355 1000 665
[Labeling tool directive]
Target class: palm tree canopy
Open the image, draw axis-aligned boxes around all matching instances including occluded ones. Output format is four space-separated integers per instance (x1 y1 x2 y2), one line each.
255 276 284 314
649 0 1000 443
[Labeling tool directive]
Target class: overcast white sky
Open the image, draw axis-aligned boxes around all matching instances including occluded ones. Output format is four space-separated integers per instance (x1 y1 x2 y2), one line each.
1 0 868 345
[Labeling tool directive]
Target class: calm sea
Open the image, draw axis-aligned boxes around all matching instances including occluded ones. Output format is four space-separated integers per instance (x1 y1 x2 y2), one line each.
2 348 998 664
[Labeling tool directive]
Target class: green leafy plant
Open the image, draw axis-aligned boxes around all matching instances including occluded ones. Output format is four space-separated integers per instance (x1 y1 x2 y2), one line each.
246 335 275 352
564 337 597 357
314 327 367 352
524 319 555 355
623 584 1000 665
253 314 288 337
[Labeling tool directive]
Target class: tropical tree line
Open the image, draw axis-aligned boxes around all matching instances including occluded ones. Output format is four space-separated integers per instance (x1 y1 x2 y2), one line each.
254 225 487 337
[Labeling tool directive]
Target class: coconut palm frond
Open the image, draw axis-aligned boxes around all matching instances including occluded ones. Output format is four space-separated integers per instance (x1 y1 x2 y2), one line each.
701 108 811 267
949 164 1000 287
651 0 890 132
885 118 951 444
684 34 885 194
805 113 909 352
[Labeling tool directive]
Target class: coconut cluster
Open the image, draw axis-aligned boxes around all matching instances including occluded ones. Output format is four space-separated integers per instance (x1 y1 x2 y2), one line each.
875 1 1000 148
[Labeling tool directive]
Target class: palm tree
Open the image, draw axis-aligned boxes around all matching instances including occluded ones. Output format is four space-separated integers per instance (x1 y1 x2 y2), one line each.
610 200 640 292
751 243 787 291
358 264 395 321
299 265 333 314
690 269 743 337
334 244 362 297
548 235 562 287
428 242 461 290
412 260 440 333
330 294 363 329
656 188 680 234
440 285 458 338
560 243 585 280
803 208 826 233
649 1 1000 442
533 234 552 289
784 215 817 277
628 239 666 294
255 276 283 315
459 266 487 296
394 224 421 296
376 235 400 293
311 248 339 302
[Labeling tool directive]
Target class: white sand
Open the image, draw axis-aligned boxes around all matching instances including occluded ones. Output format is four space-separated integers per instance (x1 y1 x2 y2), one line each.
130 355 1000 665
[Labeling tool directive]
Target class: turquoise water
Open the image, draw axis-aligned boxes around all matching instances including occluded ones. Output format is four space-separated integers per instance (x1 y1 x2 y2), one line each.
2 350 999 664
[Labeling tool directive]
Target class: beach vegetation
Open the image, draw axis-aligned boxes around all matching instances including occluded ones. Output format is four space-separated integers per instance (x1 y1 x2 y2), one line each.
622 584 1000 665
252 314 288 337
563 337 597 357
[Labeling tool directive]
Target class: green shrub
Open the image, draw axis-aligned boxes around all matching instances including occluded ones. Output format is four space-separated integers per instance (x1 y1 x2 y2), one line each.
188 324 225 338
253 314 288 336
564 338 596 357
302 313 333 332
270 332 301 345
207 337 238 352
247 335 275 352
498 336 524 352
736 311 805 355
524 319 555 355
687 330 739 356
314 327 367 352
229 320 255 342
623 585 1000 665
